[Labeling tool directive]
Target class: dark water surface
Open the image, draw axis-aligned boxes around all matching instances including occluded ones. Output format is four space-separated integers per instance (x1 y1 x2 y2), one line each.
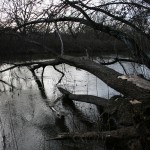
0 57 149 150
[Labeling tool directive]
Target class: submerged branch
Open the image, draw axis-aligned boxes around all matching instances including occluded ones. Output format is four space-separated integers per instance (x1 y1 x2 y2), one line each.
58 87 109 107
50 126 144 140
28 67 47 99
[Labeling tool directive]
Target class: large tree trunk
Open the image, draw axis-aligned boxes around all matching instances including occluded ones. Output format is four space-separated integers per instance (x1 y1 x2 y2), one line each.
58 55 150 101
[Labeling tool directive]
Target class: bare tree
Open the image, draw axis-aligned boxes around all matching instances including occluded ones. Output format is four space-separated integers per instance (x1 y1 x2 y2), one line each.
1 0 44 34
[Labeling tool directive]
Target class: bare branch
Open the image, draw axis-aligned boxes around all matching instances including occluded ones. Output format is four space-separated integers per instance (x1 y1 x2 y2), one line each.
79 1 150 39
98 2 150 10
0 59 60 73
100 58 140 65
53 66 65 85
0 79 17 89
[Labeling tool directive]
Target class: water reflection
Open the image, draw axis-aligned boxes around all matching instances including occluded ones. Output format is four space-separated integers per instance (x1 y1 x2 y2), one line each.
0 59 149 150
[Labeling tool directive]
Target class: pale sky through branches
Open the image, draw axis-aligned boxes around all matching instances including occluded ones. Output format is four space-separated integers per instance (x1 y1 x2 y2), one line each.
0 0 99 23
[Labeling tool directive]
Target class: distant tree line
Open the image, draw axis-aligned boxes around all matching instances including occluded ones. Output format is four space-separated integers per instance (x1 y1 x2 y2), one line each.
0 25 128 56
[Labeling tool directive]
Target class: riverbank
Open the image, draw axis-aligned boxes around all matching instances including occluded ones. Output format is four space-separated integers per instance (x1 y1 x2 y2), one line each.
0 51 131 64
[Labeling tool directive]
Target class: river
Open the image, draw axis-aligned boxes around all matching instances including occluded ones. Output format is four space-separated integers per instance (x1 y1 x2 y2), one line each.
0 57 149 150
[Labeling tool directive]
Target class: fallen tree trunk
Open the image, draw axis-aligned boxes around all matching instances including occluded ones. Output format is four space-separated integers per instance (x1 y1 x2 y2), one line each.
1 55 150 100
58 56 150 100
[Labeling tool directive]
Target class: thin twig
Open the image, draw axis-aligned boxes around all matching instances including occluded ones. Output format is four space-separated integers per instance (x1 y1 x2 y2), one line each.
118 61 128 75
41 66 46 88
53 65 64 85
55 22 64 55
